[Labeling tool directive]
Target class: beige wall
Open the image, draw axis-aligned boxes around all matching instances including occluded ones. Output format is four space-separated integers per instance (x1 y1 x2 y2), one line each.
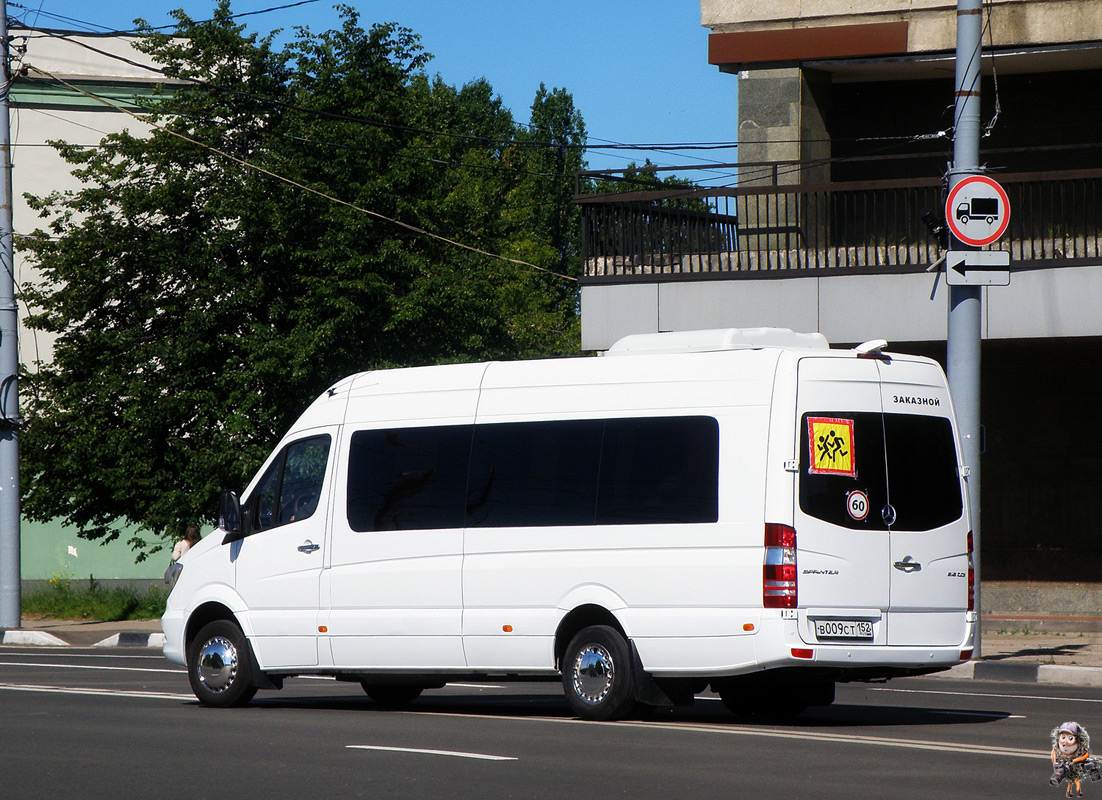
11 30 159 368
702 0 1102 55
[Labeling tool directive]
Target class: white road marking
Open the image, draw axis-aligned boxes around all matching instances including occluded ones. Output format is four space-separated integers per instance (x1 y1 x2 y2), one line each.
926 709 1026 719
0 682 192 701
0 660 181 674
697 692 1024 718
870 686 1102 704
347 745 516 761
288 677 502 689
0 670 1063 761
0 651 164 660
631 720 1046 760
386 709 1047 761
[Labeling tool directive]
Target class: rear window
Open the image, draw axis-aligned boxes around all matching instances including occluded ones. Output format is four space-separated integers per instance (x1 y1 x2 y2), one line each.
799 412 962 531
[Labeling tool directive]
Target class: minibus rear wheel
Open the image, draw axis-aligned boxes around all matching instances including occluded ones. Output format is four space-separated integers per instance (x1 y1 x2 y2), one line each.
187 620 258 708
562 625 635 721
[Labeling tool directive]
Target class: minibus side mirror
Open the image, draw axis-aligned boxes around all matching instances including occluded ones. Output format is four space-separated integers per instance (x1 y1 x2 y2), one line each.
220 491 245 544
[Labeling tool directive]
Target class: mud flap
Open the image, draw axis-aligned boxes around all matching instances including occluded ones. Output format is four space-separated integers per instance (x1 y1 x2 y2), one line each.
246 638 284 691
629 641 696 707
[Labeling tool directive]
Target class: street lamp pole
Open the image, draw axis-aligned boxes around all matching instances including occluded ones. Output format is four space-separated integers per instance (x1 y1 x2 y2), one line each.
948 0 984 657
0 0 21 630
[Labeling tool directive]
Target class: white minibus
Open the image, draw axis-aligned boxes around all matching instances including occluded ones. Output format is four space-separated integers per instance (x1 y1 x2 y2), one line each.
162 328 976 720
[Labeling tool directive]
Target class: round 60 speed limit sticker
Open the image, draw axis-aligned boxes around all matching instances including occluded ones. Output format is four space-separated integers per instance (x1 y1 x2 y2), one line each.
846 490 870 521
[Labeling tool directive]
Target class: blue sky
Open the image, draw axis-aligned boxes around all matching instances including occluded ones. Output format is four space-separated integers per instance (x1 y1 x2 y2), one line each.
11 0 740 178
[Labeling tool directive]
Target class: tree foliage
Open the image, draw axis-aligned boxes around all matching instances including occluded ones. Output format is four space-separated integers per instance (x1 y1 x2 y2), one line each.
20 2 587 553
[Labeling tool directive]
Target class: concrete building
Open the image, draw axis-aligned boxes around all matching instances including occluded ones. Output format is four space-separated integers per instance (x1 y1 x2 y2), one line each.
11 28 164 580
578 0 1102 580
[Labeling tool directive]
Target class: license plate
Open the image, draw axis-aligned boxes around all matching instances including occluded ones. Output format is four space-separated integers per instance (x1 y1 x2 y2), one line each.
813 619 874 640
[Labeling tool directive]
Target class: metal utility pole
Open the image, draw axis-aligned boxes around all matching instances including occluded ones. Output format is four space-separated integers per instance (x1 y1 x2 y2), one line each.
948 0 983 656
0 0 20 630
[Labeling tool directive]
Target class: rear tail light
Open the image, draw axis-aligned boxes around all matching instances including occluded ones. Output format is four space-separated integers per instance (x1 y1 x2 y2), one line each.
763 523 797 609
966 530 975 612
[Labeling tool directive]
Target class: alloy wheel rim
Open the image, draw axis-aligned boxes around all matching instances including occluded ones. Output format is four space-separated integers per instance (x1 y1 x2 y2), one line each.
196 635 238 693
572 643 614 705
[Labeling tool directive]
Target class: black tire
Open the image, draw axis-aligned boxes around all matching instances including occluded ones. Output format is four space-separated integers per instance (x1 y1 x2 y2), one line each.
361 684 424 707
187 620 258 708
562 625 636 721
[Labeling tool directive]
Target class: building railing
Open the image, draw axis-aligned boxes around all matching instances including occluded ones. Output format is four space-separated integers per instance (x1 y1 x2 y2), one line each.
575 166 1102 282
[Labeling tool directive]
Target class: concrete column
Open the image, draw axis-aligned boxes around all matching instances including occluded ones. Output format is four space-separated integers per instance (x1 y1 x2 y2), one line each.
736 68 832 265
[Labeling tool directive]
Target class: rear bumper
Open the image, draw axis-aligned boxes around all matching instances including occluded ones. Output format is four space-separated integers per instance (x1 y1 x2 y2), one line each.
750 610 976 676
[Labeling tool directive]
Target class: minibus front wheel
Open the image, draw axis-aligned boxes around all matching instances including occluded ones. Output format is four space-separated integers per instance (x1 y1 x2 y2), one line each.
187 620 258 708
562 625 636 721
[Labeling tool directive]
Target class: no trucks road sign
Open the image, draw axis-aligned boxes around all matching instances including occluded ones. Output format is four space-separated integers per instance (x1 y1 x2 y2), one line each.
945 175 1011 247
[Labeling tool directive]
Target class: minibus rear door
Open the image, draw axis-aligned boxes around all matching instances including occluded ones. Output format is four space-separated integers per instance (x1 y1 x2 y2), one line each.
875 357 970 646
793 357 890 614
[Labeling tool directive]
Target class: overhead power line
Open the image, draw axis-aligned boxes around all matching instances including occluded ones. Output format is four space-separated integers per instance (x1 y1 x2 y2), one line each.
24 65 578 283
18 28 743 159
8 0 323 35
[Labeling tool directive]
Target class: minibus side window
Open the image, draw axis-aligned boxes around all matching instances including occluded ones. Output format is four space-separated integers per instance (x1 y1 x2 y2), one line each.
466 416 719 528
347 425 471 532
250 435 331 532
466 419 603 527
597 417 719 524
345 416 721 532
253 456 282 531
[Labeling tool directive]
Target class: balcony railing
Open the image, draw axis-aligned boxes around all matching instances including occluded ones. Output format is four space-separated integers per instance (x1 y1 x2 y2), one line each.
575 166 1102 281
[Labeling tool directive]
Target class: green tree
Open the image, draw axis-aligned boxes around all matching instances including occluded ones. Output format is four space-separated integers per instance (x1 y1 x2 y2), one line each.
20 2 586 554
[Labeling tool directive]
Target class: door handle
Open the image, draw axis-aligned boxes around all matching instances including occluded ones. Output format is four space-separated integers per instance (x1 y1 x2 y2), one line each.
297 540 321 553
893 555 922 573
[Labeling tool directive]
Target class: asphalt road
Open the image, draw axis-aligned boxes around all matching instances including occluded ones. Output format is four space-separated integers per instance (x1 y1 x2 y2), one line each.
1 646 1098 800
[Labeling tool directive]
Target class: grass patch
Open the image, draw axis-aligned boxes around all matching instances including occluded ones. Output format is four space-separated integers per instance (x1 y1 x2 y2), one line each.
22 573 167 621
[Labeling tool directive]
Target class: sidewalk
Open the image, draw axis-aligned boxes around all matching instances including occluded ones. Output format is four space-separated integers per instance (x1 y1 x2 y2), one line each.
0 616 165 648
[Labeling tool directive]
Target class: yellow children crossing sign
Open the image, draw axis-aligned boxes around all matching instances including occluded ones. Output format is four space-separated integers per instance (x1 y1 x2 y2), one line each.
807 417 856 477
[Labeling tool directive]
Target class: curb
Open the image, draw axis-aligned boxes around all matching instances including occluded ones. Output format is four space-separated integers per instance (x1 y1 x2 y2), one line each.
0 630 69 646
1 629 164 648
92 632 166 648
932 660 1102 688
